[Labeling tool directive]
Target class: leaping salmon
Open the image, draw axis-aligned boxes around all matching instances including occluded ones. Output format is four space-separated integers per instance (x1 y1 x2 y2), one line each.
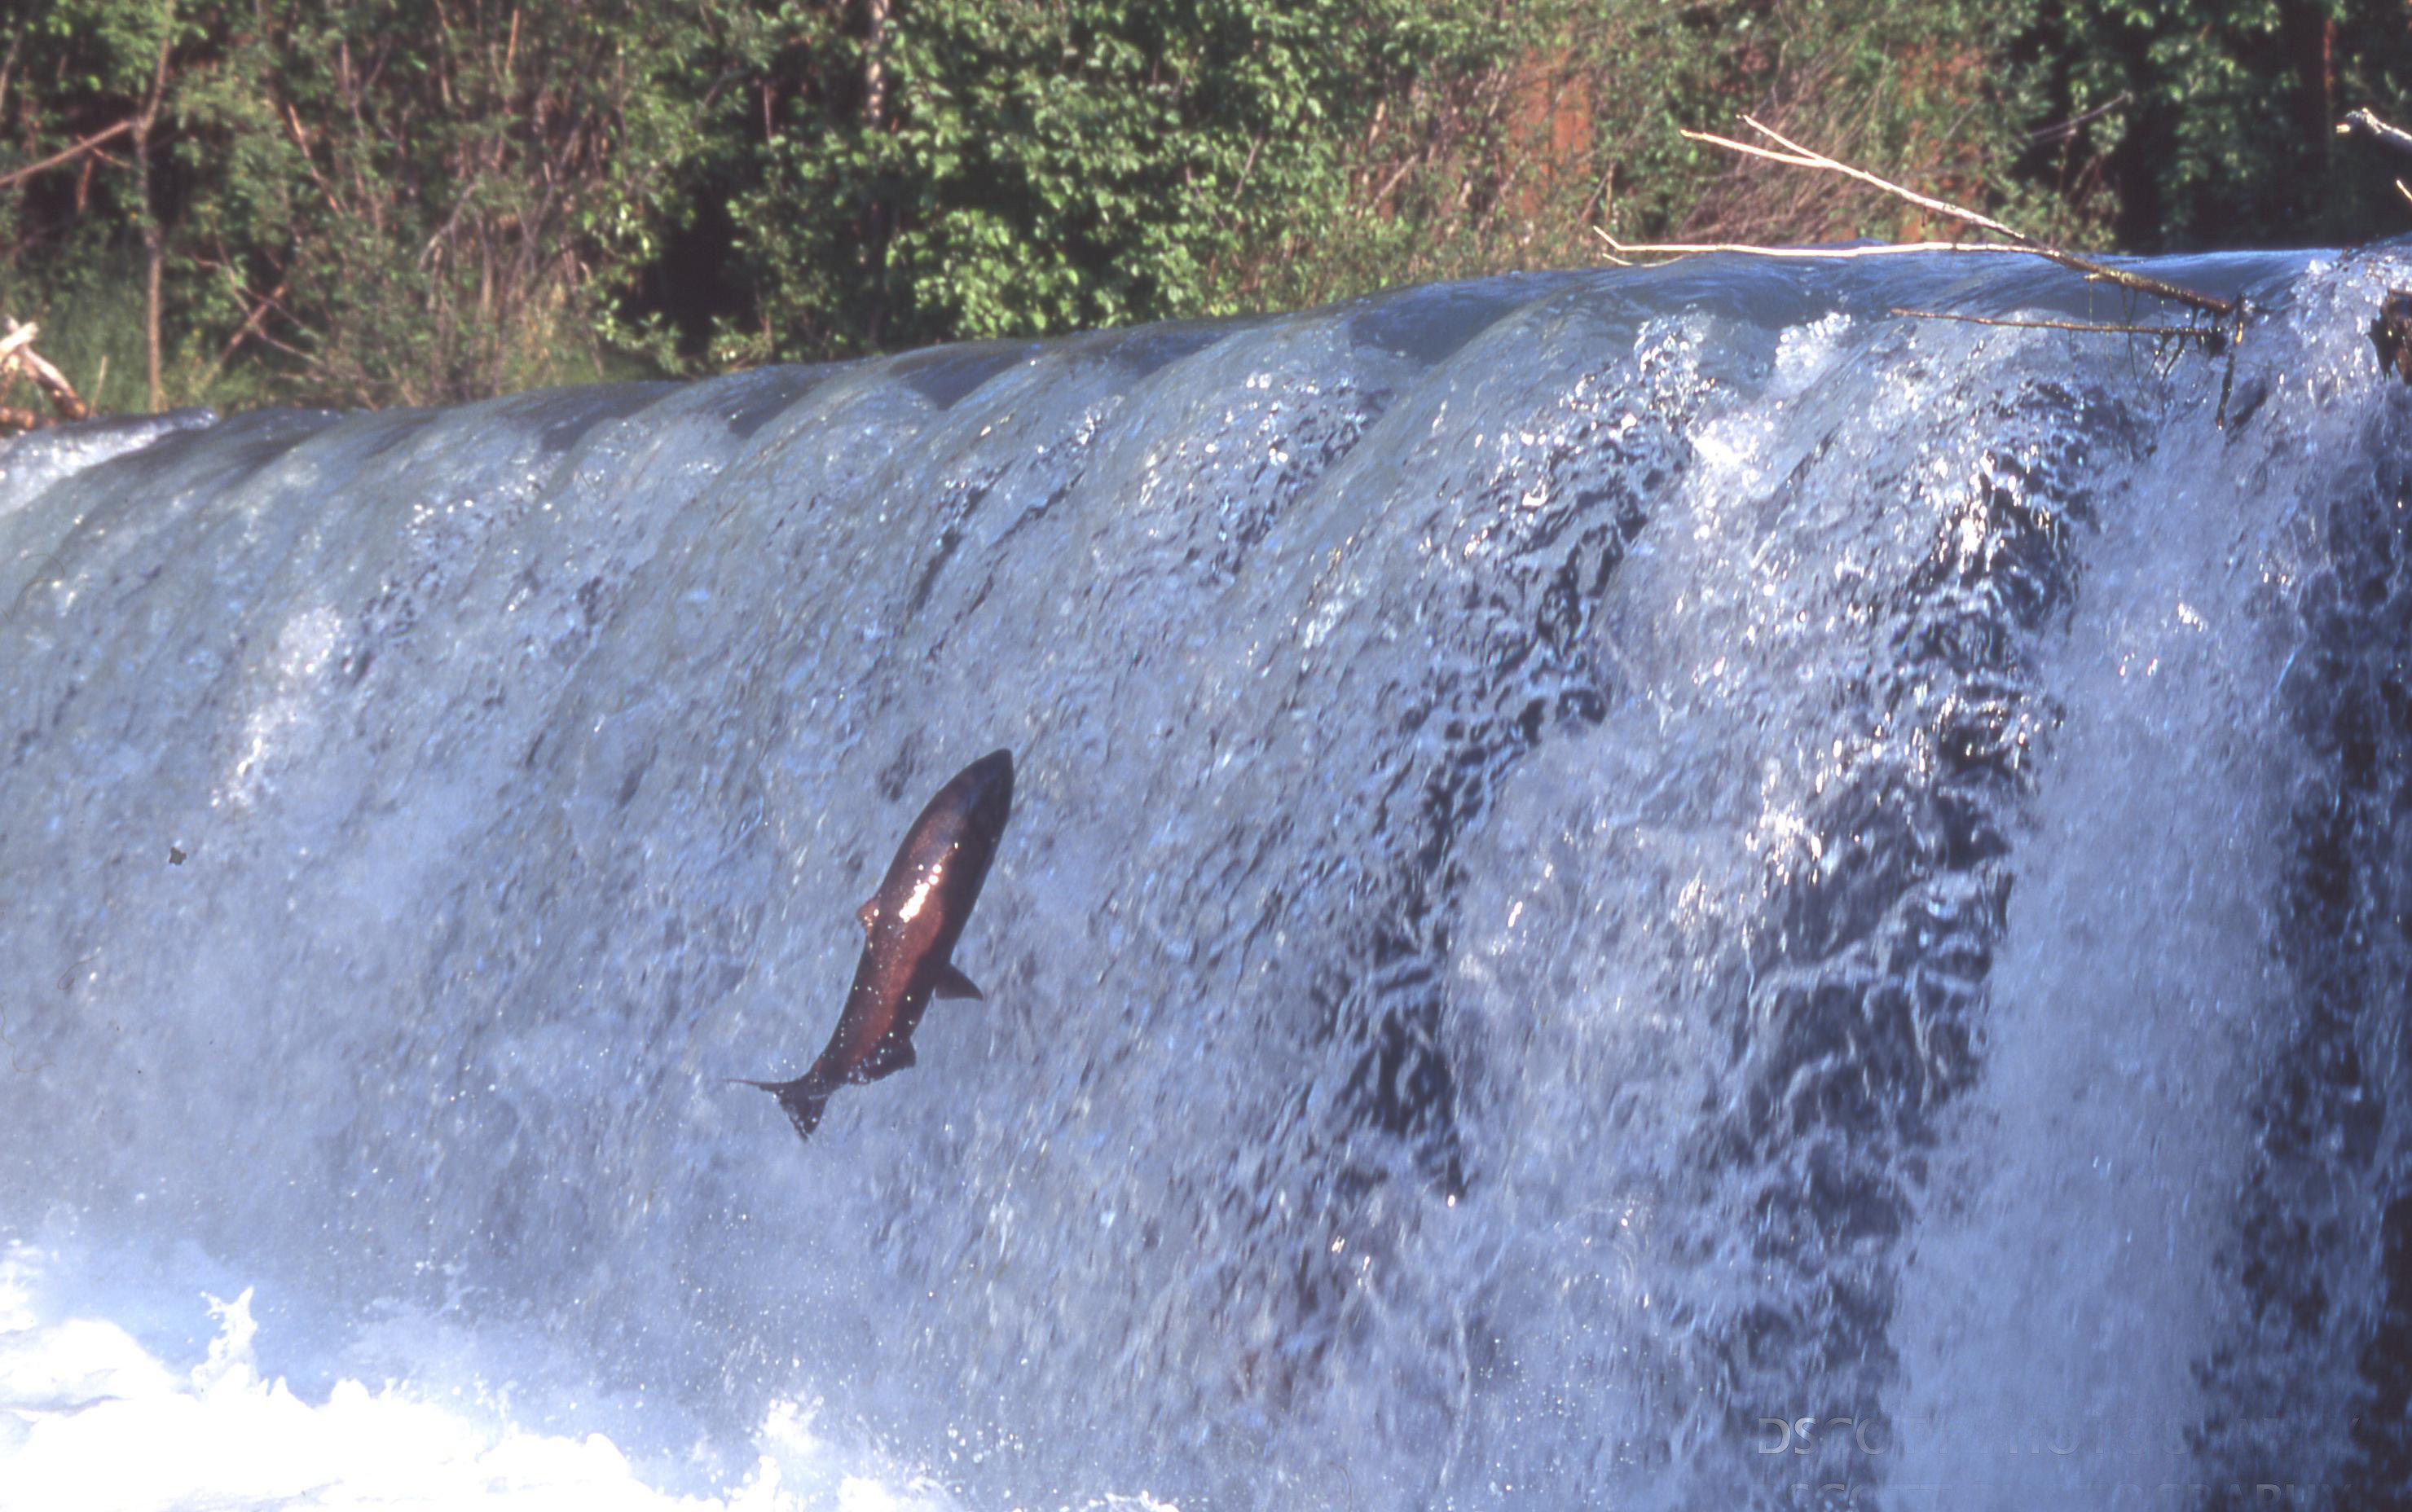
735 749 1015 1141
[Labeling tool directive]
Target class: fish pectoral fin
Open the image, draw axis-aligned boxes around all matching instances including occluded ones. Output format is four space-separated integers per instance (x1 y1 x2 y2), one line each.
857 1037 917 1080
856 897 879 934
931 962 985 1002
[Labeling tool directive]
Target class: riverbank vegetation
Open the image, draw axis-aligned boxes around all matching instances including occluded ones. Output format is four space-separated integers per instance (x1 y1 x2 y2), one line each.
5 0 2409 414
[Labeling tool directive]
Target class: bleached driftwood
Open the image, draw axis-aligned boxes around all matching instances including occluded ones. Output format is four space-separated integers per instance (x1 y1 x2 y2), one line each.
1597 116 2238 324
0 318 93 433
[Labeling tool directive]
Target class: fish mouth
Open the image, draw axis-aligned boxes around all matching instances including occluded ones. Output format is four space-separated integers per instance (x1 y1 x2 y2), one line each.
966 748 1014 790
964 748 1015 820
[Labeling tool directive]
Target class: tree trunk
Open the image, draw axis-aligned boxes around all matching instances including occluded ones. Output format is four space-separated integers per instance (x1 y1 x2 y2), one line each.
861 0 891 347
131 25 174 411
2278 1 2334 169
862 0 889 131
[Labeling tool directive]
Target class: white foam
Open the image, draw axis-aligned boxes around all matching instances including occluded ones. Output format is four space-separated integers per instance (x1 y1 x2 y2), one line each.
0 1244 960 1512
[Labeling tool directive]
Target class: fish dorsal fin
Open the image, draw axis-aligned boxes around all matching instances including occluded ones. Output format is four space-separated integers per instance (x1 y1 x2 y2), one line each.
931 962 984 1001
856 896 879 934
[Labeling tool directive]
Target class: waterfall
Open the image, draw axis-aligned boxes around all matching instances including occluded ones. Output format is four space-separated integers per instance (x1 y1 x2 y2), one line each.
2 245 2405 1510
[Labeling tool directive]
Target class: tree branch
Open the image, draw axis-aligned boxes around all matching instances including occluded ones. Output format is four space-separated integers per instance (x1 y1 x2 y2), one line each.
1597 231 2033 261
0 319 92 424
1617 116 2238 321
133 20 175 411
1887 307 2225 345
0 118 138 192
190 275 289 395
1687 117 2027 244
2338 108 2412 159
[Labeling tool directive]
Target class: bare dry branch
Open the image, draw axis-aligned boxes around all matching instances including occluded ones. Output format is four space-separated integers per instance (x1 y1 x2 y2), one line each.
2027 94 2131 145
2339 108 2412 160
0 319 93 424
1888 307 2224 344
282 101 344 215
1596 229 2031 261
1623 116 2238 322
1687 117 2027 243
0 118 137 191
14 343 73 397
190 276 290 395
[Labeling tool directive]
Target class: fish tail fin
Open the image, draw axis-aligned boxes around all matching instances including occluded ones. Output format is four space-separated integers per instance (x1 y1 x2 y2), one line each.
728 1072 835 1142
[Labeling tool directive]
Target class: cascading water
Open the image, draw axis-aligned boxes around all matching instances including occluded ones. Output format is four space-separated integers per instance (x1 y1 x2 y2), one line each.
2 243 2408 1511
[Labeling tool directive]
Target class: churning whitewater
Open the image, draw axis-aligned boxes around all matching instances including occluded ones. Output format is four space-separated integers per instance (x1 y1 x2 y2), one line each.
3 243 2410 1510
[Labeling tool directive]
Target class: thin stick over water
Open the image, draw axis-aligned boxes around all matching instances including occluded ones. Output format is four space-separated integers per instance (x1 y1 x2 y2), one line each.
1604 116 2238 322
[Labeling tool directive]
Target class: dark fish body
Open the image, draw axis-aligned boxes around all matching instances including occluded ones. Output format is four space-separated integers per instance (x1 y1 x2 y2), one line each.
738 749 1014 1141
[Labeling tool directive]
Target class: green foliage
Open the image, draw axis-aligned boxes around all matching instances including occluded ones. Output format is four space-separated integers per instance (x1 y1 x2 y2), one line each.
200 0 732 404
728 0 1513 359
1257 0 2059 308
2027 0 2412 248
7 255 176 413
3 0 731 407
5 0 2409 413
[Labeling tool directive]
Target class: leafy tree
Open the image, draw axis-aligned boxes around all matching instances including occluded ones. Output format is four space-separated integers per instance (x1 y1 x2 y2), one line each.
2 0 730 407
15 0 2404 414
2022 0 2412 249
706 0 2051 360
201 0 731 404
2 0 181 404
715 0 1513 362
1252 0 2061 310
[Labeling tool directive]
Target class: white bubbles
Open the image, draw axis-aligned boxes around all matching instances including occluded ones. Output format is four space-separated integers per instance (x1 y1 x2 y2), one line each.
0 1245 955 1512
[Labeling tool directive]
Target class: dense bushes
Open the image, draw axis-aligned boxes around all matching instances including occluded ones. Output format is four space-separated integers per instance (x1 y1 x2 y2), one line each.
0 0 2401 411
5 0 722 407
717 0 1521 359
2020 0 2412 249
